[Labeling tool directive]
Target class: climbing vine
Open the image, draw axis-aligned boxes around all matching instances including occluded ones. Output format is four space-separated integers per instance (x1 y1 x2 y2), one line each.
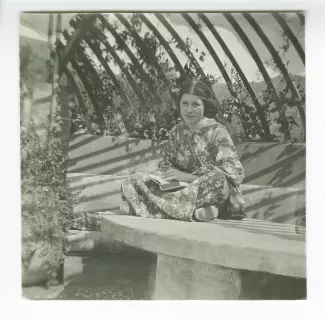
66 12 305 142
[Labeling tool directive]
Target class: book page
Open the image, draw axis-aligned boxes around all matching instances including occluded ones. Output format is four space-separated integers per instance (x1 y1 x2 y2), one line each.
147 173 169 185
148 174 189 187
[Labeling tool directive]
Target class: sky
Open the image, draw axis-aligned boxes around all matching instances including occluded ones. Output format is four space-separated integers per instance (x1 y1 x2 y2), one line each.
166 12 305 78
20 12 305 83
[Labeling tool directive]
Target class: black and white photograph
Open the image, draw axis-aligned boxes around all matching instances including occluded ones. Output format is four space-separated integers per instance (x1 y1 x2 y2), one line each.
18 10 307 301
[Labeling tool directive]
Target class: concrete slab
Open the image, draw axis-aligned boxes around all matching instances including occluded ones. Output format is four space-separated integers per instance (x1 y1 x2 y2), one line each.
101 213 306 278
236 142 305 188
241 185 305 224
68 173 126 212
154 254 241 299
68 134 164 176
67 230 135 254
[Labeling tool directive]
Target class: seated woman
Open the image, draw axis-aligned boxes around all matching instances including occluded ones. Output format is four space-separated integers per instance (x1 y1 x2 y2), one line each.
120 80 246 222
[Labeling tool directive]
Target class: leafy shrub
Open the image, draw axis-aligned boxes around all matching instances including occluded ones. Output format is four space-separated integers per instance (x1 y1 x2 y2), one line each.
20 40 79 283
21 125 79 282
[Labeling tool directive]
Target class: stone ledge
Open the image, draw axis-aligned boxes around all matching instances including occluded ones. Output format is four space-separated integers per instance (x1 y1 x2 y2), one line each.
67 229 136 254
68 135 305 188
101 213 306 278
68 172 305 224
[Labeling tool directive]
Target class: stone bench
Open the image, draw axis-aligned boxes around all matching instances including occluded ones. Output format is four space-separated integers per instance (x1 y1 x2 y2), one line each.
66 134 306 299
101 214 305 299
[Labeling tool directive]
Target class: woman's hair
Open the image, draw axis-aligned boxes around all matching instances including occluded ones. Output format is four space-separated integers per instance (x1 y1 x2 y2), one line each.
176 80 219 119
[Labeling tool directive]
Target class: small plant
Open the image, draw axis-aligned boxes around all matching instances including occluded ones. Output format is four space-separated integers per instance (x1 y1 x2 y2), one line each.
21 122 80 284
20 37 82 285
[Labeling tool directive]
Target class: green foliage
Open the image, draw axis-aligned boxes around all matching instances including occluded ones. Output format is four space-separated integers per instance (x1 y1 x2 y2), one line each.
67 13 305 142
68 14 223 140
20 42 79 283
20 39 49 90
21 126 79 282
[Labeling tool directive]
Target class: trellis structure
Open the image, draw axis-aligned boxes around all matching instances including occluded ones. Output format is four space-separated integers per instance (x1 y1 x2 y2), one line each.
49 12 305 142
36 13 308 298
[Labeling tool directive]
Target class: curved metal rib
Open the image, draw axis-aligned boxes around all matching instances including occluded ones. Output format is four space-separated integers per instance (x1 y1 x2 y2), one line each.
77 53 128 134
59 14 97 73
69 19 140 117
81 33 136 125
59 38 107 133
154 13 221 109
244 13 305 132
272 12 305 65
115 13 169 84
296 12 305 29
155 13 206 80
64 66 93 132
139 13 186 78
97 14 163 105
182 14 234 93
198 13 270 139
70 59 105 132
224 13 289 139
89 24 146 104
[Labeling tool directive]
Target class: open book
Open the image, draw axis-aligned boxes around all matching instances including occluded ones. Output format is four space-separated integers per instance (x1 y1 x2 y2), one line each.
148 173 189 192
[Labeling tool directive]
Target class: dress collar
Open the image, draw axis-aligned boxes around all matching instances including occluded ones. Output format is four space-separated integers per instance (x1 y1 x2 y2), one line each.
182 117 217 135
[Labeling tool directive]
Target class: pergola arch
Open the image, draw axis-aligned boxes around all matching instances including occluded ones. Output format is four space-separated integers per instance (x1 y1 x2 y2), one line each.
96 14 164 106
55 12 305 141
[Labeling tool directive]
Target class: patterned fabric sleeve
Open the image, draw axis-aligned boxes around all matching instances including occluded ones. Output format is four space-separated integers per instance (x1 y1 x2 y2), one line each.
158 126 178 171
193 127 244 186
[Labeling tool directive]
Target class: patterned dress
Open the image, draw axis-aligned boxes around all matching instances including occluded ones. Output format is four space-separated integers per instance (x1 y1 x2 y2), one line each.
121 118 246 221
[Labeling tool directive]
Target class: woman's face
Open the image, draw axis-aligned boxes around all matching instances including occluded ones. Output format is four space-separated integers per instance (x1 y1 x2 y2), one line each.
180 93 205 126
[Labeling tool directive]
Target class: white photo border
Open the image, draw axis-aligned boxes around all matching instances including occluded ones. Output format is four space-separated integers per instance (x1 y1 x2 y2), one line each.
1 0 324 319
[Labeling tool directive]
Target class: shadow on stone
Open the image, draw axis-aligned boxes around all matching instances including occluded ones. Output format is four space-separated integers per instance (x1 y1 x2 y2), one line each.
240 270 306 300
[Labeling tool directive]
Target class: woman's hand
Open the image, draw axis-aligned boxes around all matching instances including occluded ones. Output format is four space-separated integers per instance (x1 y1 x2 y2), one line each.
156 169 197 183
